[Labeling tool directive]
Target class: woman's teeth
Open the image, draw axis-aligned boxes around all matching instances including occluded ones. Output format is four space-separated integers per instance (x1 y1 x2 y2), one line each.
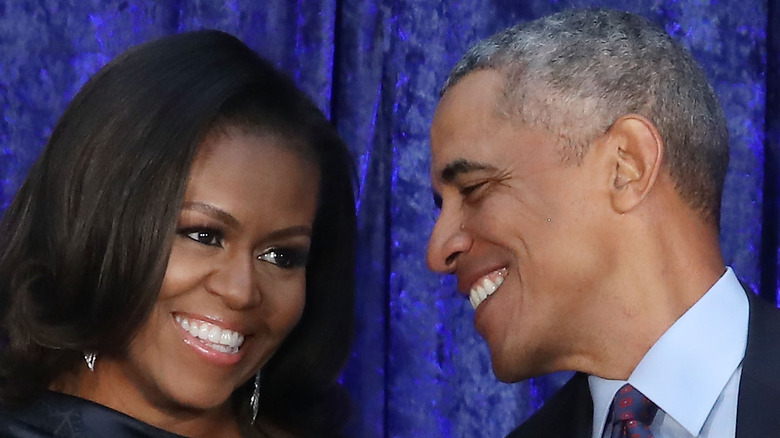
175 315 245 354
469 269 507 310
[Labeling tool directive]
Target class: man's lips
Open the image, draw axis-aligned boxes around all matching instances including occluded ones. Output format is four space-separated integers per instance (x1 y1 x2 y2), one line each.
467 268 508 310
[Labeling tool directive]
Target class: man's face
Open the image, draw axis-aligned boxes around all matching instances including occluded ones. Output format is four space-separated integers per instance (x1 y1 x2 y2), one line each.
427 70 614 381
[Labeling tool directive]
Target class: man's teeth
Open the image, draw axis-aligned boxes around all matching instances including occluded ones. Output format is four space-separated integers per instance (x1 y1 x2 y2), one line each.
175 315 245 354
469 270 506 310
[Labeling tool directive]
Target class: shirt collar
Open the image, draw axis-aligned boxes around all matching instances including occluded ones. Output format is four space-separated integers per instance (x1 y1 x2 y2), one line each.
588 267 748 437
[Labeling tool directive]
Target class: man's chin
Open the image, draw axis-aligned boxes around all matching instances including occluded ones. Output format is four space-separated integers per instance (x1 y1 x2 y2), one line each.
490 349 555 383
491 357 536 383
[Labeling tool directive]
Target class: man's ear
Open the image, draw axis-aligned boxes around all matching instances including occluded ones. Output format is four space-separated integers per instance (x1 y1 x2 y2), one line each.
605 114 664 213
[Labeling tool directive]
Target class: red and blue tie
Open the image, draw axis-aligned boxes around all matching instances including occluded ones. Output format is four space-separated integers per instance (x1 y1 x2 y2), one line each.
610 384 659 438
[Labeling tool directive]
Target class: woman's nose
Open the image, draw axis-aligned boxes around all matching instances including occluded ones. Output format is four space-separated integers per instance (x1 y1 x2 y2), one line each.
206 253 259 309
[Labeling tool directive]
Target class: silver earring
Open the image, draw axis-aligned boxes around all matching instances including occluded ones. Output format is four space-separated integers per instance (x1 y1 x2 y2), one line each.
83 352 97 372
250 372 261 424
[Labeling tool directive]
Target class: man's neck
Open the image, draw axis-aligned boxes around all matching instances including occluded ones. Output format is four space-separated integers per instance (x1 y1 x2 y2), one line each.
563 212 725 379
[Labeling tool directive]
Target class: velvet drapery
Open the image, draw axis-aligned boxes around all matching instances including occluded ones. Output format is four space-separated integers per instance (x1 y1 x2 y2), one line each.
0 1 775 437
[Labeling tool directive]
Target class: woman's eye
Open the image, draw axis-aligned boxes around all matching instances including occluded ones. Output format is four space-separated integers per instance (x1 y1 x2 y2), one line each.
258 248 308 269
183 229 223 247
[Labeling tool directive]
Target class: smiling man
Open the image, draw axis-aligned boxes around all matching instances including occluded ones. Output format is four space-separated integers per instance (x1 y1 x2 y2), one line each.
426 8 780 438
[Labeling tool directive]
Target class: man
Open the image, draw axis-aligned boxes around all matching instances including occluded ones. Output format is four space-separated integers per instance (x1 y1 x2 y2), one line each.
426 8 780 438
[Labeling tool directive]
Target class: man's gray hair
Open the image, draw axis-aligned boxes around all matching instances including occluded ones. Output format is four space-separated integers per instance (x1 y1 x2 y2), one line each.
443 8 729 222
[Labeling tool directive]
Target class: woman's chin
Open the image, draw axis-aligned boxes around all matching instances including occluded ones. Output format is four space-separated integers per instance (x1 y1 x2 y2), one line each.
160 386 237 414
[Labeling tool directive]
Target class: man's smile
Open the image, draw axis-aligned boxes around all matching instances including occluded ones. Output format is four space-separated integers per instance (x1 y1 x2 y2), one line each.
468 268 508 309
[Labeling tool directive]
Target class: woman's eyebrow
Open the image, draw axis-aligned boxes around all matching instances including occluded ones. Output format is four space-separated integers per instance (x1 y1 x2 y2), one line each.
181 201 240 229
265 225 313 240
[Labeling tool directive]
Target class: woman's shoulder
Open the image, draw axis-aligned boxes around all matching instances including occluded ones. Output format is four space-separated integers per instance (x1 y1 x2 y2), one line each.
0 391 184 438
0 391 83 438
0 409 55 438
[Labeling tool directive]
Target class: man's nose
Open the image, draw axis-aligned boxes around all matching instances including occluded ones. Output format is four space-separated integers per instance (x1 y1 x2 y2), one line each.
427 205 471 274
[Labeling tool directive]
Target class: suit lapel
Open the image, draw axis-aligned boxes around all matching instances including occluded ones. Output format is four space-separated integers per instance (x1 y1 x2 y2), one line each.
508 285 780 438
505 373 593 438
736 290 780 437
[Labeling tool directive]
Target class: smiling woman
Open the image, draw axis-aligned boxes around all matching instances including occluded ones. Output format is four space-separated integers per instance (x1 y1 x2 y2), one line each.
0 31 356 438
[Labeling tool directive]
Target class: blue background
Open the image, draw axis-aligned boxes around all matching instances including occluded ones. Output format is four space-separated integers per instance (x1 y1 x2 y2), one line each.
0 1 776 437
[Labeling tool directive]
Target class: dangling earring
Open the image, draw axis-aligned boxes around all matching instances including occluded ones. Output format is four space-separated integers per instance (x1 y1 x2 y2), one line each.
250 372 261 424
83 352 97 372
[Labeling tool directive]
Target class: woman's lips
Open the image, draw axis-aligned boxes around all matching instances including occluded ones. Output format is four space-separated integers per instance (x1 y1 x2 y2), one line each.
173 314 247 365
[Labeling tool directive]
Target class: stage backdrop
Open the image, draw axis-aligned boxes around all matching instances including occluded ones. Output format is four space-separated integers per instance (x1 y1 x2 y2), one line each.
0 1 777 437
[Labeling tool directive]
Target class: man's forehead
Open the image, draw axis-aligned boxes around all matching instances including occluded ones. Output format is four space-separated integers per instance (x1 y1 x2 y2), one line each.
434 70 505 120
430 71 506 161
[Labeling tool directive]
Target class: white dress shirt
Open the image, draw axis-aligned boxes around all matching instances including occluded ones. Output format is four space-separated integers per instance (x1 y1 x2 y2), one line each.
589 267 749 438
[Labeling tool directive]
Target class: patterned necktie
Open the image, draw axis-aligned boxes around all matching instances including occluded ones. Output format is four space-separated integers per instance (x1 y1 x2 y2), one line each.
610 384 659 438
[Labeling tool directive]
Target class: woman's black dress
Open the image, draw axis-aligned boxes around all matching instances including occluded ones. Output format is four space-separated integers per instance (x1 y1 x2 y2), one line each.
0 391 185 438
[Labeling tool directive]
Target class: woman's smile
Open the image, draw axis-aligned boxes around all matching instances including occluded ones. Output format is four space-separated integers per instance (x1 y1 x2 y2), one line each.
174 314 246 361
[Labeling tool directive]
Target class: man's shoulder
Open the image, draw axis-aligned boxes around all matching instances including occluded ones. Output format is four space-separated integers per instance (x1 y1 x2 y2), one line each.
505 373 593 438
743 288 780 372
731 290 780 436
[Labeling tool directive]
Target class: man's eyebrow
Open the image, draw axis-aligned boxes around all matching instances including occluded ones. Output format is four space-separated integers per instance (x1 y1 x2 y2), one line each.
440 159 496 182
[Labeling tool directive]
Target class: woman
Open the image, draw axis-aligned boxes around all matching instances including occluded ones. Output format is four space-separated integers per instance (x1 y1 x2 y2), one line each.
0 30 356 437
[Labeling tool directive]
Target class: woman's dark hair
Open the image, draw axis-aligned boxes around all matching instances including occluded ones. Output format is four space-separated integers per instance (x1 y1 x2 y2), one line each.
0 30 356 436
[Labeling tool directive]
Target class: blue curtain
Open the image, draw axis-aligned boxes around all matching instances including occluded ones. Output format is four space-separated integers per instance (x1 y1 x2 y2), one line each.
0 1 775 437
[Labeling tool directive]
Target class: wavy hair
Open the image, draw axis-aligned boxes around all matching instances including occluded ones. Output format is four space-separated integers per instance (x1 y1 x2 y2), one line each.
0 30 356 437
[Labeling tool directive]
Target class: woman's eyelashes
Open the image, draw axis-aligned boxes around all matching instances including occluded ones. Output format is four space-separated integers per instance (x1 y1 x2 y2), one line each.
178 224 309 269
181 227 224 247
257 247 309 269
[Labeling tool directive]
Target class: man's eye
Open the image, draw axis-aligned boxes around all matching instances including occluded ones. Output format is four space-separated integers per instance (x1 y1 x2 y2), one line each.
183 229 223 247
460 181 488 198
257 248 308 269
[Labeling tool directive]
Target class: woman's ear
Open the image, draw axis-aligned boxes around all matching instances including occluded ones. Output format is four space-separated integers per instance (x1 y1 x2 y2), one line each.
605 114 664 213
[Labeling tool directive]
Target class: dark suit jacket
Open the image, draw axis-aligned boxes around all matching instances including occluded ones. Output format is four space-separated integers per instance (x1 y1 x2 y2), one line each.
506 291 780 438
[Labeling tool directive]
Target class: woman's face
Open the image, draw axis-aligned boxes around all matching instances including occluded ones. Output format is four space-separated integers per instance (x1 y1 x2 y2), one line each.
81 127 319 429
